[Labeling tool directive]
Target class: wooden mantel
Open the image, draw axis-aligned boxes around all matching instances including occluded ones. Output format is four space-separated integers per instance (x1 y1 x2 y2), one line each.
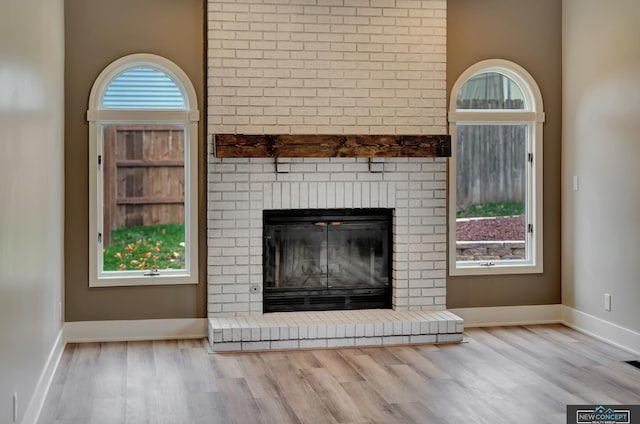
213 134 451 158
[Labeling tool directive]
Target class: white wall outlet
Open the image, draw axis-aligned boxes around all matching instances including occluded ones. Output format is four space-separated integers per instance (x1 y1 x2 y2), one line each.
58 301 63 322
604 293 611 311
573 175 579 191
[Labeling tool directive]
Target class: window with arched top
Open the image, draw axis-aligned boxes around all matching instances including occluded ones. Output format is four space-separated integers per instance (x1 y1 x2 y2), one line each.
87 54 199 287
449 59 544 275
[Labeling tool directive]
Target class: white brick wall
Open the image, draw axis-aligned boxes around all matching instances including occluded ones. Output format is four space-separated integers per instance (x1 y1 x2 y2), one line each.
208 156 447 317
207 0 447 135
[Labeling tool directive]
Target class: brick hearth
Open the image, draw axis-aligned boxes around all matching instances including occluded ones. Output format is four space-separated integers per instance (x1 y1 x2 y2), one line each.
209 309 463 352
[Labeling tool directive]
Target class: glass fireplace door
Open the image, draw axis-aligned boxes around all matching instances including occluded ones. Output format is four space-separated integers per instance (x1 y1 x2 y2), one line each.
263 209 392 312
264 222 327 289
326 220 389 288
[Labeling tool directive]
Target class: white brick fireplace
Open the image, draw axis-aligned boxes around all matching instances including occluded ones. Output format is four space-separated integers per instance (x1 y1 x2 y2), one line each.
206 0 462 350
208 156 447 315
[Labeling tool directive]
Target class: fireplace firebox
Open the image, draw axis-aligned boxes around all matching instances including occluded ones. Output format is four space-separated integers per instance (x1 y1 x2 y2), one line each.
263 209 392 312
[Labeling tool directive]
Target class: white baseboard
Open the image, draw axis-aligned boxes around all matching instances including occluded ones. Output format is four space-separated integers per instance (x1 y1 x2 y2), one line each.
64 318 208 343
451 304 640 356
450 304 562 327
22 328 65 424
561 305 640 357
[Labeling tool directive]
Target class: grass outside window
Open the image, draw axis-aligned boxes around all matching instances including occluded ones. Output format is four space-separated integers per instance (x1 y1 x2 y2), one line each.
102 223 185 271
456 201 524 219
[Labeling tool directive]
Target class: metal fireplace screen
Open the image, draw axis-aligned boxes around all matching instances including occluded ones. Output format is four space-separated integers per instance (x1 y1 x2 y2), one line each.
263 208 392 312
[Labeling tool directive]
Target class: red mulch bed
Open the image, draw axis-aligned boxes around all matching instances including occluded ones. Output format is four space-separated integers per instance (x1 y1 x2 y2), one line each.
456 215 525 241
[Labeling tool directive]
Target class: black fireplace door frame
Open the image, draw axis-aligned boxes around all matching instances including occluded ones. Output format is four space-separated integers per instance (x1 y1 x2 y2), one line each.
262 208 393 312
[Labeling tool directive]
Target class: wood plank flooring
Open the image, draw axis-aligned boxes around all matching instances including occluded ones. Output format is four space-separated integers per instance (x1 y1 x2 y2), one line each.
38 325 640 424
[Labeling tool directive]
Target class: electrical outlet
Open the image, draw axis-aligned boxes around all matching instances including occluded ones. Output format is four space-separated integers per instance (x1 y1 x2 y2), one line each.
604 293 611 311
573 175 579 191
58 301 63 322
13 392 18 423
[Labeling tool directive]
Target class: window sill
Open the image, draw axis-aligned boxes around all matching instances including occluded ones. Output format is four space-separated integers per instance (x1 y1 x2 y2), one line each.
449 262 543 277
90 274 198 287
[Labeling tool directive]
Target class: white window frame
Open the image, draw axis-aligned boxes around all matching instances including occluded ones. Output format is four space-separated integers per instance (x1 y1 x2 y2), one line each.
448 59 544 276
87 53 199 287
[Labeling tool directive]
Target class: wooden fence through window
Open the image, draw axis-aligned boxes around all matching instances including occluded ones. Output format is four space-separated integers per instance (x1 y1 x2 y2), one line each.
454 98 527 210
102 125 185 246
456 124 527 209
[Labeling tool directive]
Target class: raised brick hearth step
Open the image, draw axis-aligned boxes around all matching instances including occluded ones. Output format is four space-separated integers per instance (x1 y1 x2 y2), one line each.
208 309 464 352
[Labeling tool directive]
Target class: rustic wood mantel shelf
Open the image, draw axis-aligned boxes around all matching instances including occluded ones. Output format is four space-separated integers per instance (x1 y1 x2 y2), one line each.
213 134 451 158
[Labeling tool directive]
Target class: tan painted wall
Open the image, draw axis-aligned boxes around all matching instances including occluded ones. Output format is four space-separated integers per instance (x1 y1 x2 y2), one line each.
446 0 562 307
0 0 64 421
64 0 560 317
65 0 206 321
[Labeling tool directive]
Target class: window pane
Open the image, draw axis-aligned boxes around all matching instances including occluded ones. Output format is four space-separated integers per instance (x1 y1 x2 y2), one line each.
457 72 525 110
101 124 186 272
103 67 185 109
456 124 527 262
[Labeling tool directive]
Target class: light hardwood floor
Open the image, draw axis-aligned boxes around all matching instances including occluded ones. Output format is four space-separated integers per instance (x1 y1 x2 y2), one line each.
38 325 640 424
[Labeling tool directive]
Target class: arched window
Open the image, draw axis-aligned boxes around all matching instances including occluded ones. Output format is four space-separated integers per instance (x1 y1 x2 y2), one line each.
87 54 199 286
449 59 544 275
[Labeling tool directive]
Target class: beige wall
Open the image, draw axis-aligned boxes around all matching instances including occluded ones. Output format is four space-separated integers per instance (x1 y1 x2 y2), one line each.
63 0 561 317
0 0 64 421
563 0 640 333
446 0 562 308
65 0 206 321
